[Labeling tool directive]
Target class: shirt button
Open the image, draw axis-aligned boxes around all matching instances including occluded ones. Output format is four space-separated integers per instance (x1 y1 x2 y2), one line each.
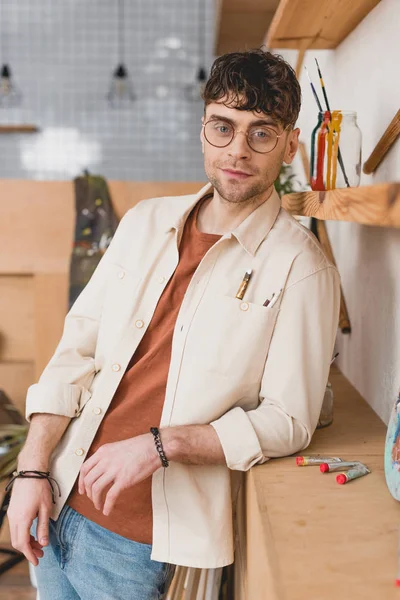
118 270 125 279
93 407 102 415
158 276 166 284
135 319 144 328
75 448 85 456
112 363 121 372
240 302 249 311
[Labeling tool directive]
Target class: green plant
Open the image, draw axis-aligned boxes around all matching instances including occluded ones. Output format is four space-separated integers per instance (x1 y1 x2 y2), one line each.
274 164 301 197
0 425 28 481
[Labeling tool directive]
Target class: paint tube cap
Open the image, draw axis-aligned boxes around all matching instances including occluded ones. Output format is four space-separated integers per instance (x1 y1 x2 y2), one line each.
320 463 330 473
296 457 304 466
336 474 347 485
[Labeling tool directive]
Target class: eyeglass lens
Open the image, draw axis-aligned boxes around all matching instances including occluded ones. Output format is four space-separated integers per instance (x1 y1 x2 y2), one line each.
204 119 280 153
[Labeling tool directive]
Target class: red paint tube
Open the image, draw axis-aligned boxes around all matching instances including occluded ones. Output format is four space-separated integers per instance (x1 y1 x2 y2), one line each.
336 465 370 484
320 461 360 473
296 456 342 466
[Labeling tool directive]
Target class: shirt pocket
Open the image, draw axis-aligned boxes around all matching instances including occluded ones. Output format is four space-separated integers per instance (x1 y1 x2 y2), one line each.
187 293 279 382
98 262 142 351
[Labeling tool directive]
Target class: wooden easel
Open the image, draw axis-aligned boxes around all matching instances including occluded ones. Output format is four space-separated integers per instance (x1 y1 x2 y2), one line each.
299 141 351 333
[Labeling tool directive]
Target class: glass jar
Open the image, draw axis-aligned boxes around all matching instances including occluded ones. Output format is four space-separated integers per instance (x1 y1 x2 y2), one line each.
310 110 362 191
317 381 334 429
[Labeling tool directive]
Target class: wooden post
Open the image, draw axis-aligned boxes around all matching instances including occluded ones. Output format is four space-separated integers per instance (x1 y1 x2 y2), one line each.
296 143 352 333
316 220 351 333
363 109 400 174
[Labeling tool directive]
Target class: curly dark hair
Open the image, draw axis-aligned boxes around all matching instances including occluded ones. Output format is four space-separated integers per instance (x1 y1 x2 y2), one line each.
202 48 301 127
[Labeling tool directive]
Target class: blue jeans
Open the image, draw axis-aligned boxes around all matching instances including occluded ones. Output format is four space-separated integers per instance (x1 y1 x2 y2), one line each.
30 504 175 600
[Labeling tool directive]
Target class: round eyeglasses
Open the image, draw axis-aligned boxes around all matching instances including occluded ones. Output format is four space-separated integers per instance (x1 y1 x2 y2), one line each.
202 119 291 154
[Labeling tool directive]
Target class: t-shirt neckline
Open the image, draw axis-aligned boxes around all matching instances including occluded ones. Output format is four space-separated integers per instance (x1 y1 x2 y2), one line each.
192 193 222 242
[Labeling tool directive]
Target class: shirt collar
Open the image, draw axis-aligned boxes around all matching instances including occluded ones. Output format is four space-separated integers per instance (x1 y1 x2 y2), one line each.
164 181 282 256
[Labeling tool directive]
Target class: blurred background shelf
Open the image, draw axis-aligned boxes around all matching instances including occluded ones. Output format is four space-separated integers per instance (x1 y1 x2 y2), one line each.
0 125 39 134
266 0 381 49
282 182 400 228
215 0 279 54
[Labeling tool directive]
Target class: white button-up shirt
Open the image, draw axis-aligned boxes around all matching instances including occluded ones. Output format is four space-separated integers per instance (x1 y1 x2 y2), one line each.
25 182 340 568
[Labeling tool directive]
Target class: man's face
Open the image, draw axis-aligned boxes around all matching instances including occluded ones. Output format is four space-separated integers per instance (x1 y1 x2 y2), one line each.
200 99 300 205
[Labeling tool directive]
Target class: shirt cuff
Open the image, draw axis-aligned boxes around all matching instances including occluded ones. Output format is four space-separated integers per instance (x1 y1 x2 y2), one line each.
25 381 90 422
210 406 264 471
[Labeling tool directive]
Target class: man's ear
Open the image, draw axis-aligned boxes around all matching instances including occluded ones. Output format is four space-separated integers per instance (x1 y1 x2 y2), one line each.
200 116 205 153
283 127 300 165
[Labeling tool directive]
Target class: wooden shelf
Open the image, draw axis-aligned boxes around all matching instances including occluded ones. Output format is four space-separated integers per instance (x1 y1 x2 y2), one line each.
266 0 381 49
0 125 39 134
282 183 400 228
215 0 279 55
243 365 400 600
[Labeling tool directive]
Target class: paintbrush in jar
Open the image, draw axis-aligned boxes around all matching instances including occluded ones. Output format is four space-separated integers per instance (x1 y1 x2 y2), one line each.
314 58 350 187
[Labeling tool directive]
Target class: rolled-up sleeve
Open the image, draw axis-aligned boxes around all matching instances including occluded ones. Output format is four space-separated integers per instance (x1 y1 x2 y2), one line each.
210 266 341 471
25 208 135 422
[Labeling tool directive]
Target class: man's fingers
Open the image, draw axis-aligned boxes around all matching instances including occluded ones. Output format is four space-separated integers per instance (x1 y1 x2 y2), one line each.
32 546 45 559
29 535 45 560
91 474 114 510
83 464 107 501
30 535 43 547
13 527 40 566
37 507 50 546
103 484 120 516
22 545 40 566
78 454 100 494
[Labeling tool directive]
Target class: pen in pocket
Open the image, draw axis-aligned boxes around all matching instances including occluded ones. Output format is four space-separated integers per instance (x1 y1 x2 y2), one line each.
235 269 253 300
263 293 274 307
263 289 282 308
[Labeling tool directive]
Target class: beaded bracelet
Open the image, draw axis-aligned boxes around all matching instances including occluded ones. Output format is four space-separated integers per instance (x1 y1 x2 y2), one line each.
150 427 169 468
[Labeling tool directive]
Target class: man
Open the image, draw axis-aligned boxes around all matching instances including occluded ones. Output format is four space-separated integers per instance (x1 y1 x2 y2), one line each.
7 49 340 599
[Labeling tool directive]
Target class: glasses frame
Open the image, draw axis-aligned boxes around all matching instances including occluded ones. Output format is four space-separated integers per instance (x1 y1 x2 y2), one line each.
202 120 291 154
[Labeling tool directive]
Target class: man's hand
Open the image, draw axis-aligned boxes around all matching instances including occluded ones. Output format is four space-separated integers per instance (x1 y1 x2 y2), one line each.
78 434 160 516
7 477 53 566
7 413 71 566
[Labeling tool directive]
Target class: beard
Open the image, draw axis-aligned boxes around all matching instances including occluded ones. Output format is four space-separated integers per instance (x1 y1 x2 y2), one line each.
204 152 284 206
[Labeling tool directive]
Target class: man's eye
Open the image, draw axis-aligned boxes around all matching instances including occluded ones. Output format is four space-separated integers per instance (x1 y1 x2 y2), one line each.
252 129 273 139
214 123 231 134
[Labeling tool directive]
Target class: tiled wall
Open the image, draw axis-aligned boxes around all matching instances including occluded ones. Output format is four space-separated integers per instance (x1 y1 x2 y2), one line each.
0 0 215 181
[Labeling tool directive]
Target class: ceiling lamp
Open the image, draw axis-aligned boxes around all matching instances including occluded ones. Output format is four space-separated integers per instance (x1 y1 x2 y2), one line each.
0 2 23 108
107 0 135 108
0 63 22 108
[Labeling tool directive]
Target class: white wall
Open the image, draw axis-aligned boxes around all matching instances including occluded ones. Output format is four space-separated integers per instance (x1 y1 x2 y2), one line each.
279 0 400 424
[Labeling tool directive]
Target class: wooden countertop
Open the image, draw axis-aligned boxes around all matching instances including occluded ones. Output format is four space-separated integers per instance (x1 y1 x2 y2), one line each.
245 365 400 600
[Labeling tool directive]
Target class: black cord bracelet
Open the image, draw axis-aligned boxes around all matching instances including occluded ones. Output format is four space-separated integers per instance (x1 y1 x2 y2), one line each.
5 470 61 505
150 427 169 468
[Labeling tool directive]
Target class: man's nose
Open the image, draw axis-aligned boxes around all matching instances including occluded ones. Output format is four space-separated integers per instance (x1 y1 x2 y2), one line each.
227 131 251 160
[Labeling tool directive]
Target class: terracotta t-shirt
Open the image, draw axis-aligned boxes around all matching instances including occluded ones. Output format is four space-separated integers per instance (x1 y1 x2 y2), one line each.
67 193 220 544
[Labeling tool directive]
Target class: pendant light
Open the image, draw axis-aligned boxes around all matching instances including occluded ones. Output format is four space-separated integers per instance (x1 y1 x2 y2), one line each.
107 0 135 108
0 2 23 108
185 0 207 101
